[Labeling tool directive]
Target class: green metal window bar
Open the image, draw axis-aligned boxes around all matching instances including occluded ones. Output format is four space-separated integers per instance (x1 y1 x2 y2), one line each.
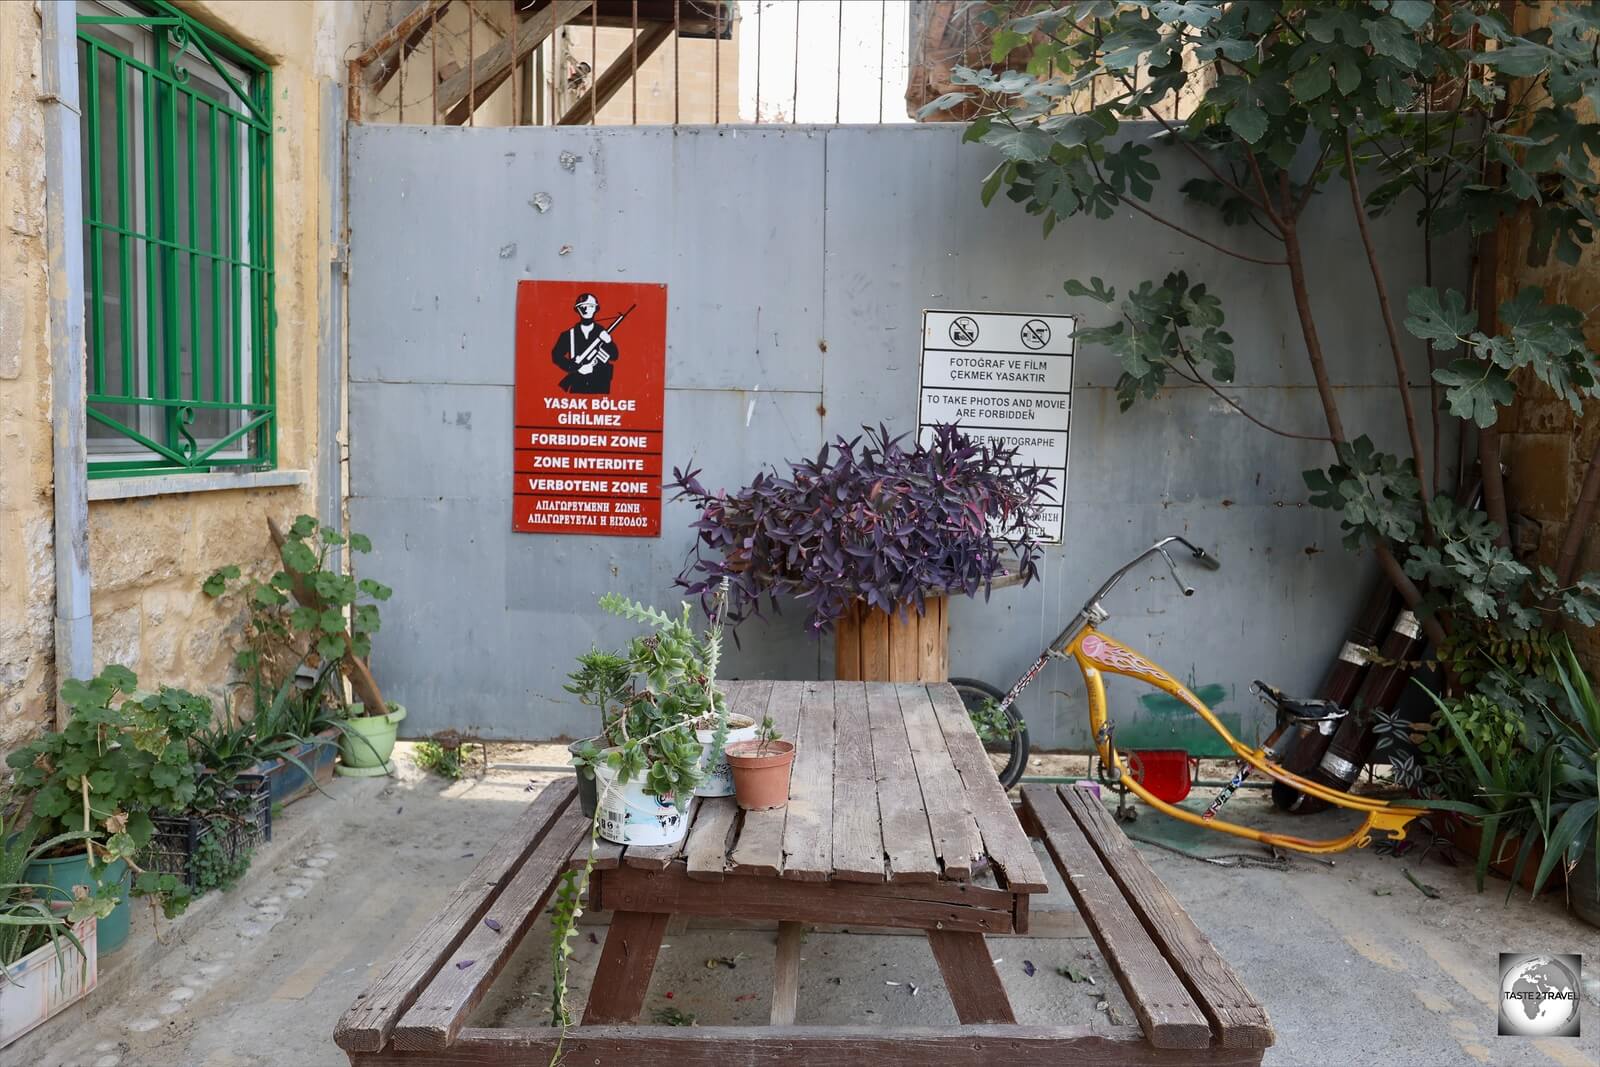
77 1 275 478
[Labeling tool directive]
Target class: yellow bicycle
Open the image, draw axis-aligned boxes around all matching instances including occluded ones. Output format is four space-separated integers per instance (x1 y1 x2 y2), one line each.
957 535 1428 854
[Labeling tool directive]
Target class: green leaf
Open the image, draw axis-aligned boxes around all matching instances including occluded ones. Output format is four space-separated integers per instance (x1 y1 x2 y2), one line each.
1367 17 1421 68
319 608 347 634
1225 102 1267 143
348 532 373 553
358 578 393 601
981 163 1005 208
289 606 320 632
1433 360 1515 427
316 634 348 661
1387 0 1435 30
280 540 318 575
290 515 318 539
1290 62 1331 102
1478 44 1553 78
1063 277 1115 303
1404 288 1475 348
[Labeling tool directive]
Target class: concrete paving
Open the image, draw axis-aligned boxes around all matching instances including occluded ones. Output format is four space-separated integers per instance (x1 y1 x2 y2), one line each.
10 746 1599 1067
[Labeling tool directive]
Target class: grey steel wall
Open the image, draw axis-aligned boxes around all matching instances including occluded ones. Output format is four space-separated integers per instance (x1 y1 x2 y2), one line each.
347 123 1462 751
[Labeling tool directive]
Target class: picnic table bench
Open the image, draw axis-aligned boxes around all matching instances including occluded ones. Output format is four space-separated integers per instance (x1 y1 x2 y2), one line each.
335 680 1272 1066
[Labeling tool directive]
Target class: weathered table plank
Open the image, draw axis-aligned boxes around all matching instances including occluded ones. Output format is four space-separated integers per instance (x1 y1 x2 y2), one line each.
682 796 737 882
346 1024 1270 1067
927 684 1049 892
926 929 1016 1024
1021 785 1212 1050
581 910 672 1025
780 682 837 881
1062 786 1275 1049
830 681 887 882
391 804 591 1050
592 864 1014 934
897 683 982 879
333 778 577 1054
727 681 803 877
864 682 940 882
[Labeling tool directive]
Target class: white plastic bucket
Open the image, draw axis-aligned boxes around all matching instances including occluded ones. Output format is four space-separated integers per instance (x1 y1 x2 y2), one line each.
593 754 690 846
694 715 759 797
0 916 96 1050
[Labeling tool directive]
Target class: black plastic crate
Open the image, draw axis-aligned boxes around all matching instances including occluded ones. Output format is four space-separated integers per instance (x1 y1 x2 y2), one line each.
140 773 273 890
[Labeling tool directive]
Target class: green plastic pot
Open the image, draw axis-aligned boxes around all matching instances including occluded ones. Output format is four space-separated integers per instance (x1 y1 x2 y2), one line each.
337 703 407 776
24 853 130 954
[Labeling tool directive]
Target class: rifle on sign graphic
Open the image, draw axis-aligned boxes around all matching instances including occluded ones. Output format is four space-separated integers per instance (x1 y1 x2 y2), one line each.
574 304 636 373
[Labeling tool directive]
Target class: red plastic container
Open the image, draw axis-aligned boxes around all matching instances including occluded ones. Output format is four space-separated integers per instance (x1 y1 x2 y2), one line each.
1128 750 1194 804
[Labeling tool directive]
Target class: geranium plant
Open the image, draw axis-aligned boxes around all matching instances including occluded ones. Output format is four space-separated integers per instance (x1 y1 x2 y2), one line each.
669 423 1052 634
204 514 393 718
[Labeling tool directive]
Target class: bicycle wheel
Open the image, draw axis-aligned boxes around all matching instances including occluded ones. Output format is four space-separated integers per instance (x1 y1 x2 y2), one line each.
950 677 1030 790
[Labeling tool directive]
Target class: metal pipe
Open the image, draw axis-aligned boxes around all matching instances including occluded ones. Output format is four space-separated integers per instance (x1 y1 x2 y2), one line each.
43 1 94 719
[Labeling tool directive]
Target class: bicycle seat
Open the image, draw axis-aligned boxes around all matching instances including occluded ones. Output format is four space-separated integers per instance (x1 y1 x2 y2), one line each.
1251 680 1348 726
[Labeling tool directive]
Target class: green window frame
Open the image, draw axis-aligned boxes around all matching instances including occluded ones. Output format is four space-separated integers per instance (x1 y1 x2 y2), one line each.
77 0 275 479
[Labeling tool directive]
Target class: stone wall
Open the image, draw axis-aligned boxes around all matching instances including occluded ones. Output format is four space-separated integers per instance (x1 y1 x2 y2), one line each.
1495 1 1600 667
0 1 358 753
0 2 55 751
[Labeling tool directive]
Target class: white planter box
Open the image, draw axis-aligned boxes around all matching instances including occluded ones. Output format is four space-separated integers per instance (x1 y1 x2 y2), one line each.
0 917 97 1050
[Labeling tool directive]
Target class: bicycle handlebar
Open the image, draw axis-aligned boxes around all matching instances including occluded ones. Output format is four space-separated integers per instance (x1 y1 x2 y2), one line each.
1085 535 1221 610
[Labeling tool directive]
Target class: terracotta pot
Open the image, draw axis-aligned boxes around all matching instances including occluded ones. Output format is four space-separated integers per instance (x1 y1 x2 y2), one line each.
726 739 796 811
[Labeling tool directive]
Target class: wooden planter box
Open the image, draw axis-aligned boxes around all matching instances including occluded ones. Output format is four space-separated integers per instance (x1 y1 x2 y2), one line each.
834 596 949 683
1437 812 1562 894
0 916 96 1050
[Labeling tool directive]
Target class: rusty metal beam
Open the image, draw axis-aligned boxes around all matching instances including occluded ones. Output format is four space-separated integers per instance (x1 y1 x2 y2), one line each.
557 20 672 124
438 0 589 124
356 0 452 93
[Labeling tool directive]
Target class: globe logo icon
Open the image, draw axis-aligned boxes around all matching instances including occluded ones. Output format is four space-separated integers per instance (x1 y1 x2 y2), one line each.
1499 954 1581 1037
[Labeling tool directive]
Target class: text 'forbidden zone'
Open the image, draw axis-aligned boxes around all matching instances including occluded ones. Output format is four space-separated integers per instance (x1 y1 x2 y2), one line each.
513 281 668 537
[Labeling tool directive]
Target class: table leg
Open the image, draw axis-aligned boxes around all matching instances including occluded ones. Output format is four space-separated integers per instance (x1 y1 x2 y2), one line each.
582 910 670 1025
769 921 804 1025
926 929 1016 1024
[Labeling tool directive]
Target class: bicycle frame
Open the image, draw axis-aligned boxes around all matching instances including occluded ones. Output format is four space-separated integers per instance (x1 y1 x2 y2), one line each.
1070 627 1425 853
990 537 1428 854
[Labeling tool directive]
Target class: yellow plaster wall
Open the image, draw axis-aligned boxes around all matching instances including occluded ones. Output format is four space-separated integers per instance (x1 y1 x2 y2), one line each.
0 1 359 753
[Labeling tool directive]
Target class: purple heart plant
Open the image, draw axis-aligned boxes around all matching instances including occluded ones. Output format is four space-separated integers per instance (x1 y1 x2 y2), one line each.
669 424 1053 635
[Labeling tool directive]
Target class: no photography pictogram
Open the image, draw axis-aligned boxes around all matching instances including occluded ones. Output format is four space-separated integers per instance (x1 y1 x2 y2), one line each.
1021 319 1051 349
949 316 980 347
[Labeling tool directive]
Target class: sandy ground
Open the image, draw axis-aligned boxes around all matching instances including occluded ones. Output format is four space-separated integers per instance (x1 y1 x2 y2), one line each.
10 742 1599 1067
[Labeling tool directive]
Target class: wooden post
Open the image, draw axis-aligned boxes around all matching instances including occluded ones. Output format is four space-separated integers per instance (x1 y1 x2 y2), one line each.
834 597 948 683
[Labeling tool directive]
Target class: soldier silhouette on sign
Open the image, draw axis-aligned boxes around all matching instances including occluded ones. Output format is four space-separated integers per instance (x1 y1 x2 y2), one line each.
552 292 624 394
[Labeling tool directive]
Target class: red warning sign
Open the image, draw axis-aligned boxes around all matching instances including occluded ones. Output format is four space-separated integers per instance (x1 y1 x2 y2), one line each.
513 280 667 536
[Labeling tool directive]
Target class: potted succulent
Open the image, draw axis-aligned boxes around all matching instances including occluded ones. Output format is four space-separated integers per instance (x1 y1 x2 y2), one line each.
669 424 1051 681
566 595 724 846
562 650 632 817
206 514 398 777
725 715 796 811
5 667 206 952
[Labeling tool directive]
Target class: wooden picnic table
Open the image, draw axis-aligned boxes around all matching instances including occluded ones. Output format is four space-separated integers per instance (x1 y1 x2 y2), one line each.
574 679 1050 1027
335 680 1272 1066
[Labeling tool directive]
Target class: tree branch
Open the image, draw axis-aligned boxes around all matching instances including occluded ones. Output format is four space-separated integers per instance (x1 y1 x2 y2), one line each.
1555 434 1600 585
1111 189 1288 265
1373 542 1448 646
1344 134 1434 542
1279 212 1348 444
1171 356 1333 442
